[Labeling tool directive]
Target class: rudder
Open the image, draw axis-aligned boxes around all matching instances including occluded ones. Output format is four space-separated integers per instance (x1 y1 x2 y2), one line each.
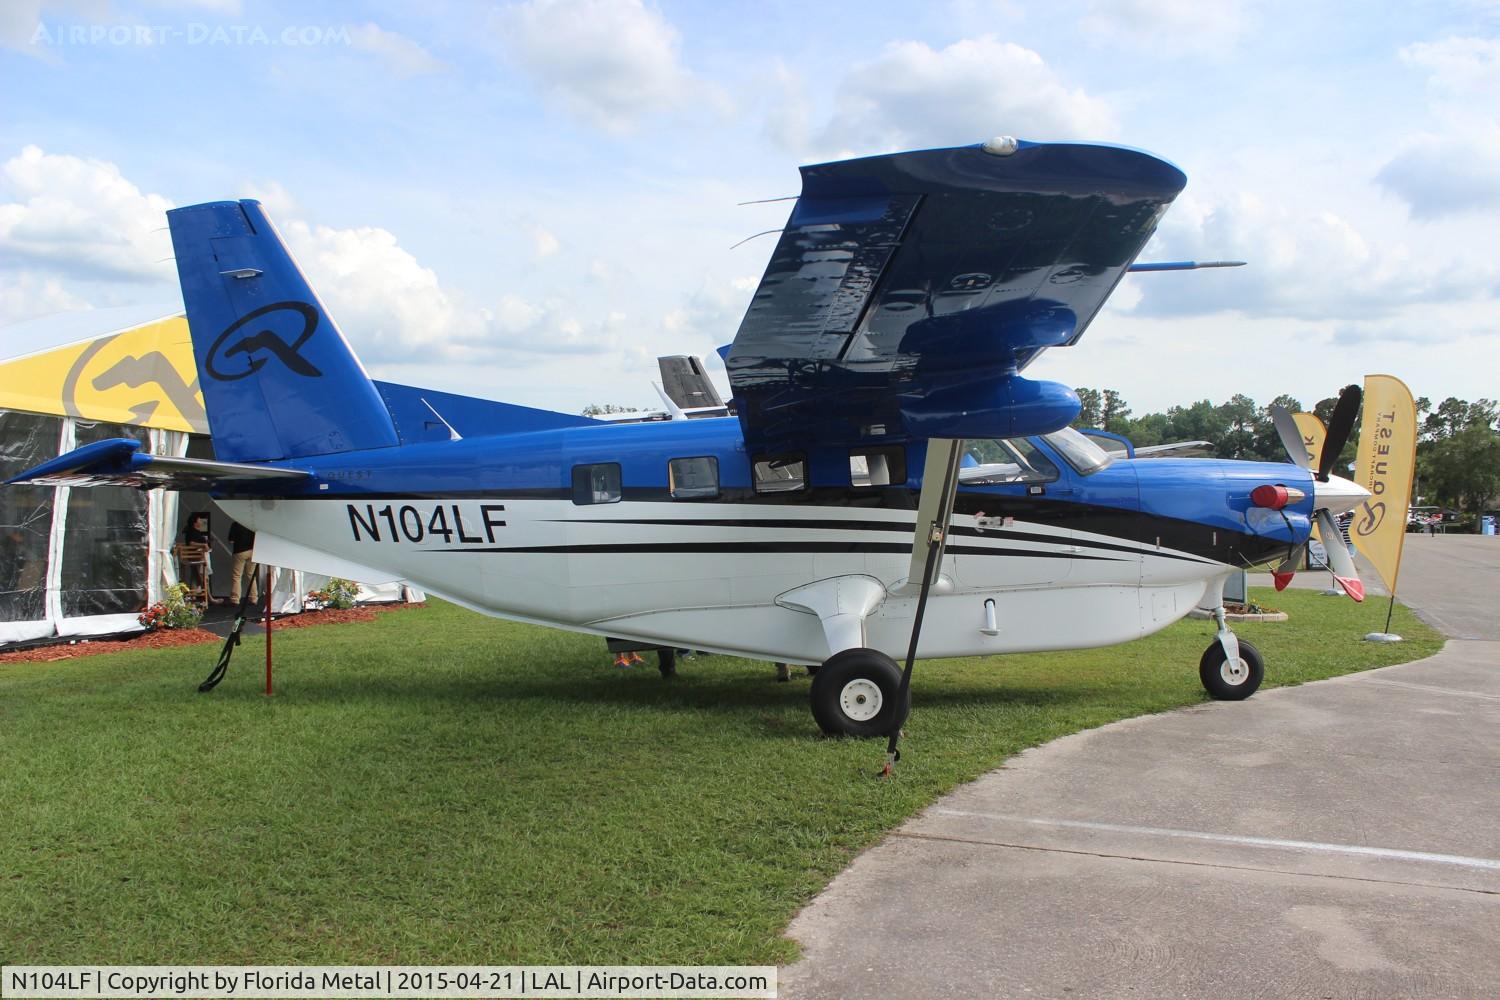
167 199 399 463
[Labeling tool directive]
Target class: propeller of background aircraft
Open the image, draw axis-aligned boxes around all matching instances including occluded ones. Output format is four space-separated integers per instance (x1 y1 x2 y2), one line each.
1268 384 1366 601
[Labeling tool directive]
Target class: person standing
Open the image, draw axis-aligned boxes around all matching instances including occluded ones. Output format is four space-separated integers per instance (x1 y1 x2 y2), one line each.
228 520 259 605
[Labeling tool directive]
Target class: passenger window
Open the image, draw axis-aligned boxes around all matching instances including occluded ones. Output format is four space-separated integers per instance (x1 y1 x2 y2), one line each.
849 446 905 487
752 454 806 494
669 456 719 499
958 439 1059 484
571 463 622 504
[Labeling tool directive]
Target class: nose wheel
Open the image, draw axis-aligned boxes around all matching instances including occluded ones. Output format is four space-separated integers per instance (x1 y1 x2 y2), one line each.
1199 638 1264 700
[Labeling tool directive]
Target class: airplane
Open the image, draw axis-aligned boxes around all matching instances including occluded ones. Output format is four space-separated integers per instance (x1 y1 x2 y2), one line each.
8 137 1373 748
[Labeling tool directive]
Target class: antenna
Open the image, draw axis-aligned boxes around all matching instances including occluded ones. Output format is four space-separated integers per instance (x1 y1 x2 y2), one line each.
420 398 463 441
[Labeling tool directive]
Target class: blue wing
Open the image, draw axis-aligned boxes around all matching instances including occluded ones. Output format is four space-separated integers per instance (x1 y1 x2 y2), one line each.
726 139 1187 449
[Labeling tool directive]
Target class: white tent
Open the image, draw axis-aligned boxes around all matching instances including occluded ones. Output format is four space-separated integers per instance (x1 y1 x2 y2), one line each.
0 308 421 648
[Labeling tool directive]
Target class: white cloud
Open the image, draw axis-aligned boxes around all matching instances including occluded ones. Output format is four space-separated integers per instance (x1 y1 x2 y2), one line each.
239 179 299 218
0 146 175 282
0 0 107 56
0 147 615 364
140 0 243 11
762 62 810 151
1126 192 1385 318
1376 129 1500 217
660 275 756 349
1376 38 1500 217
1401 36 1500 99
0 0 50 53
470 294 609 355
276 219 457 357
1121 189 1495 322
812 38 1117 156
273 218 601 361
0 271 90 324
496 0 715 133
524 222 560 259
1080 0 1253 53
348 22 445 76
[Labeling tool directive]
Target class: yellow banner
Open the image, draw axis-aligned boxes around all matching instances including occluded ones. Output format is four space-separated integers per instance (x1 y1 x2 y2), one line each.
1293 413 1327 539
1351 374 1418 594
1291 412 1326 470
0 315 206 434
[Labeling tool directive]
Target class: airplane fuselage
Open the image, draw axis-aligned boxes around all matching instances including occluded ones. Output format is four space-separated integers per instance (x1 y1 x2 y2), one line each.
220 417 1315 664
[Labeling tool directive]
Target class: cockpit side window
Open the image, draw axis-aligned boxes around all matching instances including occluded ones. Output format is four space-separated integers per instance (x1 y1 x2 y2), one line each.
958 439 1060 485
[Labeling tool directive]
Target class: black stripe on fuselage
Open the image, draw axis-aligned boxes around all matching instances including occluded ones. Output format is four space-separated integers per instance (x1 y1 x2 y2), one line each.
549 516 1218 565
417 540 1124 561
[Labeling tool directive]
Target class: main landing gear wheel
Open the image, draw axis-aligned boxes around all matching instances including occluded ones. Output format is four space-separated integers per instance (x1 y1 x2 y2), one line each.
810 648 910 738
1199 638 1264 700
657 648 677 678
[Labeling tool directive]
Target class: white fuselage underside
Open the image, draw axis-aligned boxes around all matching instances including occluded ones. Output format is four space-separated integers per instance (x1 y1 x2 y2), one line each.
224 496 1223 664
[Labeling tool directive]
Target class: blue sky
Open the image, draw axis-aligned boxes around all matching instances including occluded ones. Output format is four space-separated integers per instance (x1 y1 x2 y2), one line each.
3 0 1498 416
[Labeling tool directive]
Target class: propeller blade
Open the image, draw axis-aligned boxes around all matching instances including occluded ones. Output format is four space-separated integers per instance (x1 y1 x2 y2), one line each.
1272 544 1304 591
1318 384 1362 481
1313 508 1365 601
1269 405 1310 470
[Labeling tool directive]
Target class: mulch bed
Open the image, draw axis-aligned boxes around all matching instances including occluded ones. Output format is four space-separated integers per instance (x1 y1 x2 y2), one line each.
0 603 425 665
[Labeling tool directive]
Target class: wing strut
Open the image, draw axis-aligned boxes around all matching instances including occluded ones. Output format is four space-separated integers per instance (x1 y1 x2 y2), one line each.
882 438 965 777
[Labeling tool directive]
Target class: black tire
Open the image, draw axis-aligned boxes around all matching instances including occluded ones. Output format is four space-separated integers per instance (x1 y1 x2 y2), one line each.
657 647 677 678
810 648 910 737
1199 638 1264 700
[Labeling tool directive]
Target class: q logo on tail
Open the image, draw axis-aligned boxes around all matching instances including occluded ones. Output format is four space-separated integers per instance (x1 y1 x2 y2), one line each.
206 301 324 381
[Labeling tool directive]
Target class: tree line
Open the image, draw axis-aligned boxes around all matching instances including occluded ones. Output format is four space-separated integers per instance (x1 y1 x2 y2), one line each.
1074 388 1500 528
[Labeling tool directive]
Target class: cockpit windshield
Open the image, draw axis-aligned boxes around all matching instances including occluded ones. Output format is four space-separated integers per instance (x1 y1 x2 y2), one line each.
1042 426 1114 476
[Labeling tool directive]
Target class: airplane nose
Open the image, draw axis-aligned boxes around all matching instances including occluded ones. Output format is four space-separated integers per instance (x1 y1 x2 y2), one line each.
1314 474 1369 516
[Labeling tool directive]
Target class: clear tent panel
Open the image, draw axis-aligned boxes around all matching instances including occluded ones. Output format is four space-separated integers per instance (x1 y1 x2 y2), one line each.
58 421 149 619
0 410 61 629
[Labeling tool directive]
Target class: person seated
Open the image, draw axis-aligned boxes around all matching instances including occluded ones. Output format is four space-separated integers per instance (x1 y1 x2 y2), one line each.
183 512 210 546
179 512 214 602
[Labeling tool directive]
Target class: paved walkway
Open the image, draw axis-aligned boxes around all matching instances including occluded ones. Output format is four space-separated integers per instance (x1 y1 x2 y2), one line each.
781 535 1500 999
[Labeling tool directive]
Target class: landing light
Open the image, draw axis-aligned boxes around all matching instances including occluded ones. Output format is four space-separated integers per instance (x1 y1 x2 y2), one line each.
1251 484 1306 510
982 136 1019 156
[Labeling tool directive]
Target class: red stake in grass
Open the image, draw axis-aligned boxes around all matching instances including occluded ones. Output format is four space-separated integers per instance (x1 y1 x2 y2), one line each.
264 566 273 696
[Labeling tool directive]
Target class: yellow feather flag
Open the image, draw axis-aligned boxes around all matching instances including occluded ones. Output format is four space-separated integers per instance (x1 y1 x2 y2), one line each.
1293 413 1327 539
1292 412 1327 468
1350 375 1418 595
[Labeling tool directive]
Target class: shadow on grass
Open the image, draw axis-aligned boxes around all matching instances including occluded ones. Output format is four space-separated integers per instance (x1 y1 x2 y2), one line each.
204 654 1126 720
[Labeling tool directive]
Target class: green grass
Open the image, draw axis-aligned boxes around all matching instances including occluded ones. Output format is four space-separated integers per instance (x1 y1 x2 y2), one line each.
0 591 1440 965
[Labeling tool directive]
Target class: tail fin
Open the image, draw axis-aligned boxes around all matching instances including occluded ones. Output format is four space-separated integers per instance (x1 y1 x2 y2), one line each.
167 200 399 463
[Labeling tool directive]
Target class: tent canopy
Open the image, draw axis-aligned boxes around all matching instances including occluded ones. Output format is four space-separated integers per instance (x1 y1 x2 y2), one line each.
0 309 205 435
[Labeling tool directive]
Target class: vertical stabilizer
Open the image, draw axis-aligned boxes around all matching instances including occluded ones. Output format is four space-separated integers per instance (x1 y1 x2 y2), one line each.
167 200 399 463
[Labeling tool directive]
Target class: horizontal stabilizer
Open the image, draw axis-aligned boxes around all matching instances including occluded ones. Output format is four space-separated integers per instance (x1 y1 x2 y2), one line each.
6 438 311 490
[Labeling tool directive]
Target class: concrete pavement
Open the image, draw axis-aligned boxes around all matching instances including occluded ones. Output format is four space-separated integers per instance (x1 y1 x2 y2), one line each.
780 534 1500 999
1380 534 1500 641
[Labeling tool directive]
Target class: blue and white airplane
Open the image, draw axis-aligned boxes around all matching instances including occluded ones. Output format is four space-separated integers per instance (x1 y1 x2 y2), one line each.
9 137 1370 739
